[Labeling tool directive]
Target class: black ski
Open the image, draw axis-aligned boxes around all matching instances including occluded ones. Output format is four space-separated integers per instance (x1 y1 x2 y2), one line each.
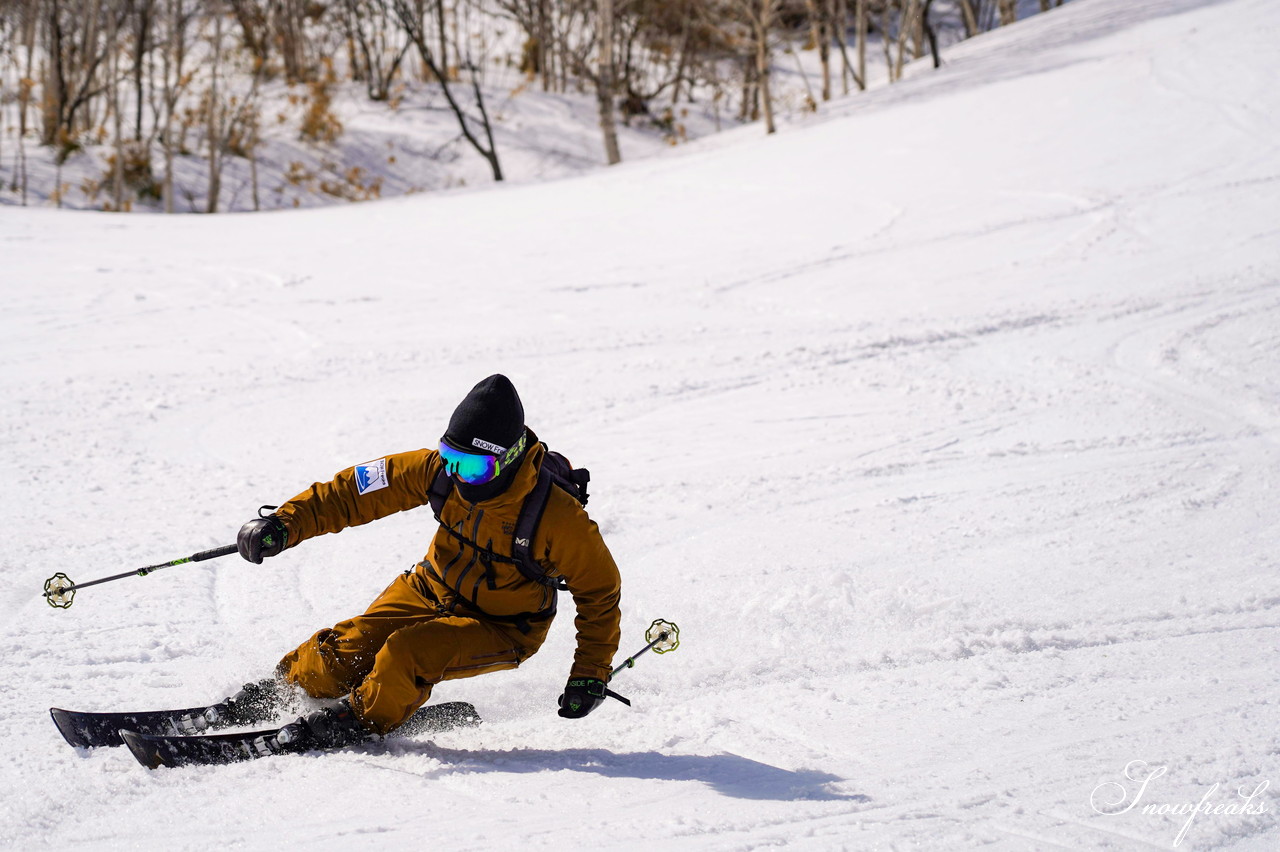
51 680 286 749
120 701 482 769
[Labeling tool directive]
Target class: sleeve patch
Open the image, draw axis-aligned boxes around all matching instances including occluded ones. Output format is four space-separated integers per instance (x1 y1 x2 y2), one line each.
354 459 389 495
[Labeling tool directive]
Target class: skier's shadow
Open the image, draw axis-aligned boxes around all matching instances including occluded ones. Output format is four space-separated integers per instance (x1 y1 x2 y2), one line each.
373 743 866 802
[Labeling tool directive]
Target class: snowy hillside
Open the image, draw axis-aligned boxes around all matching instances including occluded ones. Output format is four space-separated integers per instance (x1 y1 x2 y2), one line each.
2 0 1279 848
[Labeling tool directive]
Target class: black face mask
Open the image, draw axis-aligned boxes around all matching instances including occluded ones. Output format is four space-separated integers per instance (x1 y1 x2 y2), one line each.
456 450 526 503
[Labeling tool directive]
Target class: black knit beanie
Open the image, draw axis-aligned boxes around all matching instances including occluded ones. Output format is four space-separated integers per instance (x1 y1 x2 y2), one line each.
443 374 525 455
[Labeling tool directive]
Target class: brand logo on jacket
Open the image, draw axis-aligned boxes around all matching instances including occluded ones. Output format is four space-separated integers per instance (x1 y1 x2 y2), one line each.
355 459 389 495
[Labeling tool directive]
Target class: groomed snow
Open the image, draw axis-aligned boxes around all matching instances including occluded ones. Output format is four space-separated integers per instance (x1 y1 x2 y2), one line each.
2 0 1278 848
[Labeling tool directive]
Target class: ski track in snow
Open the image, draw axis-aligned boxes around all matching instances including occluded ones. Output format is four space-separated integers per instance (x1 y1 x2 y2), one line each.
3 0 1280 848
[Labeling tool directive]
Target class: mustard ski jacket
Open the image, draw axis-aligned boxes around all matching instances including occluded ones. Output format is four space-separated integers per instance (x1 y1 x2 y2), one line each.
273 438 622 681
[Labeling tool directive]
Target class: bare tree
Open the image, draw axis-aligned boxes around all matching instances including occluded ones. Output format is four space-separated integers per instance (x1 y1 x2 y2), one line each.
956 0 977 36
339 0 411 100
206 1 222 212
0 3 11 183
435 0 449 75
41 0 125 157
276 0 311 82
804 0 831 102
13 1 38 202
892 0 920 82
596 0 621 163
227 0 269 69
108 3 124 209
922 0 939 68
159 0 193 213
392 0 503 181
831 0 857 95
129 0 156 139
226 0 319 83
751 0 776 133
997 0 1016 27
854 0 866 91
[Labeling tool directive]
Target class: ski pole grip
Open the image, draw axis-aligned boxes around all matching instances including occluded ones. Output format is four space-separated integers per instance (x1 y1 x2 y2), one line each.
191 544 239 563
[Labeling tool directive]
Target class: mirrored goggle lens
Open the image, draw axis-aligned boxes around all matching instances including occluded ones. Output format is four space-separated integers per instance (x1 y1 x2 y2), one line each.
439 442 500 484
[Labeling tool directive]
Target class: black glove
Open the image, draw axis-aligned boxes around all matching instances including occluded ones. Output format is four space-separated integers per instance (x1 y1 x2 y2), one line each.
557 677 608 719
237 516 288 564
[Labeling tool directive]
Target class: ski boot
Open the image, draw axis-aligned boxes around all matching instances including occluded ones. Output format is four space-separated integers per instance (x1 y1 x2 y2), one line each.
275 698 376 752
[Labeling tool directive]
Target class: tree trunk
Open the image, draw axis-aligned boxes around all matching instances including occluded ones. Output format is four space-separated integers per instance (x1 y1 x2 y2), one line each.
805 0 831 102
912 1 925 59
834 0 850 95
756 0 774 134
207 3 221 213
43 0 68 147
277 0 307 82
597 0 621 164
820 0 832 101
956 0 977 37
1 31 7 185
133 0 154 140
249 112 260 211
537 0 550 91
109 8 124 210
923 0 940 68
436 0 448 77
18 115 28 204
880 5 893 81
670 13 691 106
854 0 866 91
894 0 919 81
162 0 181 213
1 26 7 179
467 61 502 180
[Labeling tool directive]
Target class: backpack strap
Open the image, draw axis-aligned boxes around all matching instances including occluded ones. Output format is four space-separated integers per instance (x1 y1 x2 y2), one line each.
512 464 569 590
428 468 451 517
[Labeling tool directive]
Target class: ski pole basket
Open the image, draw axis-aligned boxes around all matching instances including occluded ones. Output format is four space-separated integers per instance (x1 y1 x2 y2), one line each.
44 573 75 609
645 619 680 654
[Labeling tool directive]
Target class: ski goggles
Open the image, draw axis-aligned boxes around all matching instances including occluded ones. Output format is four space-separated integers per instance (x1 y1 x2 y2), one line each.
439 431 528 484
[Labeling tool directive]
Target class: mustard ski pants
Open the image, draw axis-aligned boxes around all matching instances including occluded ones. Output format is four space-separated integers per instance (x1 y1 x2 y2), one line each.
277 571 549 734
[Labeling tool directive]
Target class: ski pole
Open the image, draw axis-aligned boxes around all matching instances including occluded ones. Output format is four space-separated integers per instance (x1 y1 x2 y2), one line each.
43 544 239 609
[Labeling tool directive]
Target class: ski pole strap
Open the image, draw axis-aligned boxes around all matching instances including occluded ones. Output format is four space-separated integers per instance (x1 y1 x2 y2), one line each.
604 687 631 707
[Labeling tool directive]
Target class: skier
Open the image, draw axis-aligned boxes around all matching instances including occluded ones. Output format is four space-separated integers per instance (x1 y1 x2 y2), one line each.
234 374 622 750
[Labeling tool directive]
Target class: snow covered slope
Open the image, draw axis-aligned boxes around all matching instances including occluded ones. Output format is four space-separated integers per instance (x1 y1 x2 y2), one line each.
2 0 1278 848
